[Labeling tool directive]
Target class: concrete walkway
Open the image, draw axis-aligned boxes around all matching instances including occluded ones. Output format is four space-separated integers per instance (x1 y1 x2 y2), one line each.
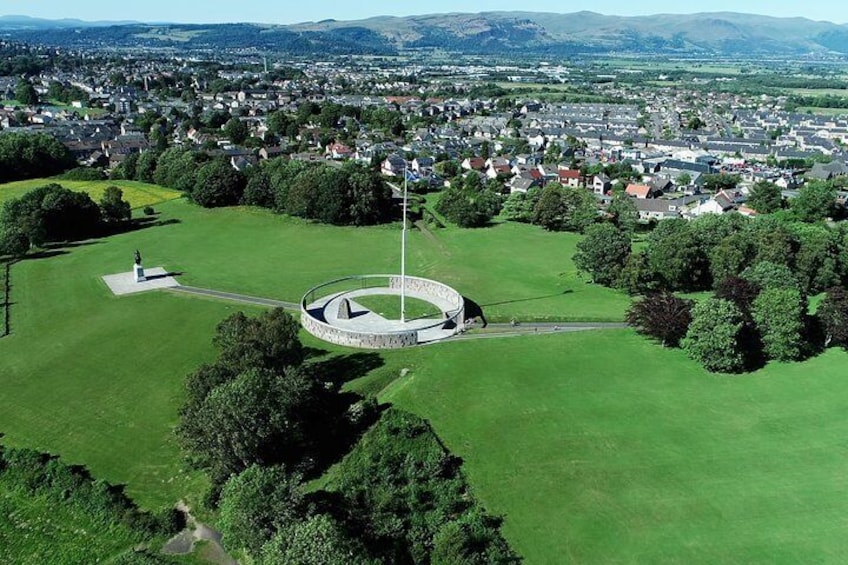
165 285 626 341
167 285 299 309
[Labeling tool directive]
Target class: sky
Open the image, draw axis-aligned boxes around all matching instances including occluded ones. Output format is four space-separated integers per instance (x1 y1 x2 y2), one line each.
1 0 847 25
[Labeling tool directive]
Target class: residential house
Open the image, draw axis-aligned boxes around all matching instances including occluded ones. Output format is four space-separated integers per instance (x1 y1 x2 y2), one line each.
593 174 612 195
625 183 660 199
461 157 485 171
325 142 353 160
381 153 407 177
557 168 581 188
411 156 435 176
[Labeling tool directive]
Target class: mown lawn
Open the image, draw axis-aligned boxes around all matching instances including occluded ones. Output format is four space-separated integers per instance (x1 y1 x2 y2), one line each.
0 239 261 510
111 199 630 323
0 195 626 512
370 331 848 563
0 178 183 209
3 191 848 563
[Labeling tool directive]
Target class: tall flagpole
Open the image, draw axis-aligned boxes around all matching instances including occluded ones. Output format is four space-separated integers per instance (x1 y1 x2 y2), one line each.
401 164 408 323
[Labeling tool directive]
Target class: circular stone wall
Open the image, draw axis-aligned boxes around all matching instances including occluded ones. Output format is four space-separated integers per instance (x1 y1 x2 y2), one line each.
301 275 465 349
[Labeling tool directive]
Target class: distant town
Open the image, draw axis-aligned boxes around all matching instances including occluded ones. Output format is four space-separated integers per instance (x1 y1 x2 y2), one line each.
3 38 848 223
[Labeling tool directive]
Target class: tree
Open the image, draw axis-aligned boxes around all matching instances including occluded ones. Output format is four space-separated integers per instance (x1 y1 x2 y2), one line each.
646 219 709 291
750 218 797 267
436 184 500 228
676 172 692 187
752 287 805 362
0 133 75 183
0 224 29 256
792 223 840 295
223 118 249 145
213 308 304 374
747 181 783 214
192 158 246 208
714 276 760 319
1 183 101 244
153 147 200 192
176 367 323 484
14 79 38 105
219 464 305 556
741 261 798 293
431 509 519 565
791 181 836 222
500 188 540 223
626 292 694 347
533 183 597 232
616 251 658 295
573 223 631 286
99 186 131 223
709 233 755 287
243 169 275 208
607 191 638 233
259 514 375 565
702 174 740 192
682 298 746 373
817 286 848 348
533 183 567 230
135 151 159 184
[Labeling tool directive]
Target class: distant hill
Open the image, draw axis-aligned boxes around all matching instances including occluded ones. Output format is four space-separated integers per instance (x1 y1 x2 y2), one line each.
2 11 848 56
0 14 139 29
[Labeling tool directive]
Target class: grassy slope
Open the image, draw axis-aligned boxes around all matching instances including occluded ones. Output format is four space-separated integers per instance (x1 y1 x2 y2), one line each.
0 215 262 509
0 482 144 563
128 200 629 322
372 331 848 563
0 197 624 512
3 192 848 562
0 178 182 209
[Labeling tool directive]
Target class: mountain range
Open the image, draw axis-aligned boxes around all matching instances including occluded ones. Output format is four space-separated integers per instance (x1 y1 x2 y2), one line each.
3 11 848 57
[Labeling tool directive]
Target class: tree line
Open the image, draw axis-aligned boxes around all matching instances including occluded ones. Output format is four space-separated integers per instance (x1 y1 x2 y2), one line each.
114 148 395 226
1 183 132 257
567 193 848 372
175 308 519 563
0 133 75 184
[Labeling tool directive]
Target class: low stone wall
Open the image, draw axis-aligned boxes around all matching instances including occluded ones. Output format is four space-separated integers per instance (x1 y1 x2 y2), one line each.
301 275 465 349
301 310 418 349
388 276 464 313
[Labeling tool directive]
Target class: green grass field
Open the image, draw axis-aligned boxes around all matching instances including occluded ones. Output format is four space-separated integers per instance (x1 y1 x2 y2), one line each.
795 107 848 117
371 331 848 563
0 178 183 210
87 198 629 323
0 195 626 510
6 189 848 562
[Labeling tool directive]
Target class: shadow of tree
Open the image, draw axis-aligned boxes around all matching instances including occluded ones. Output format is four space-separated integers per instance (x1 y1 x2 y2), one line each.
307 352 385 387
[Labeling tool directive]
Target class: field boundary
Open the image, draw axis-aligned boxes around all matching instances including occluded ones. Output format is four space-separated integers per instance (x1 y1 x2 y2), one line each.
2 260 10 337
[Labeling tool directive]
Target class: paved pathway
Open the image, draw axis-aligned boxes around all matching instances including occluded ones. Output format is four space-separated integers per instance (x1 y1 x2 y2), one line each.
168 285 299 309
166 285 626 340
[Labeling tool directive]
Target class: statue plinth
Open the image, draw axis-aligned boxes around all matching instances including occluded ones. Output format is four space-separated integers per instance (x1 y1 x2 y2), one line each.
133 263 145 282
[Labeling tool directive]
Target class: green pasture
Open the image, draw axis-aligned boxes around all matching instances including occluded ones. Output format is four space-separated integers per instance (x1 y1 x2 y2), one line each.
94 198 630 323
0 193 627 510
5 187 848 563
0 178 183 210
795 107 848 117
373 331 848 563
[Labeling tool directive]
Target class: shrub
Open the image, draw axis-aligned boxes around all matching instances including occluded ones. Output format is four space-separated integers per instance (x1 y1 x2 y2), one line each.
626 292 694 347
682 298 746 373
